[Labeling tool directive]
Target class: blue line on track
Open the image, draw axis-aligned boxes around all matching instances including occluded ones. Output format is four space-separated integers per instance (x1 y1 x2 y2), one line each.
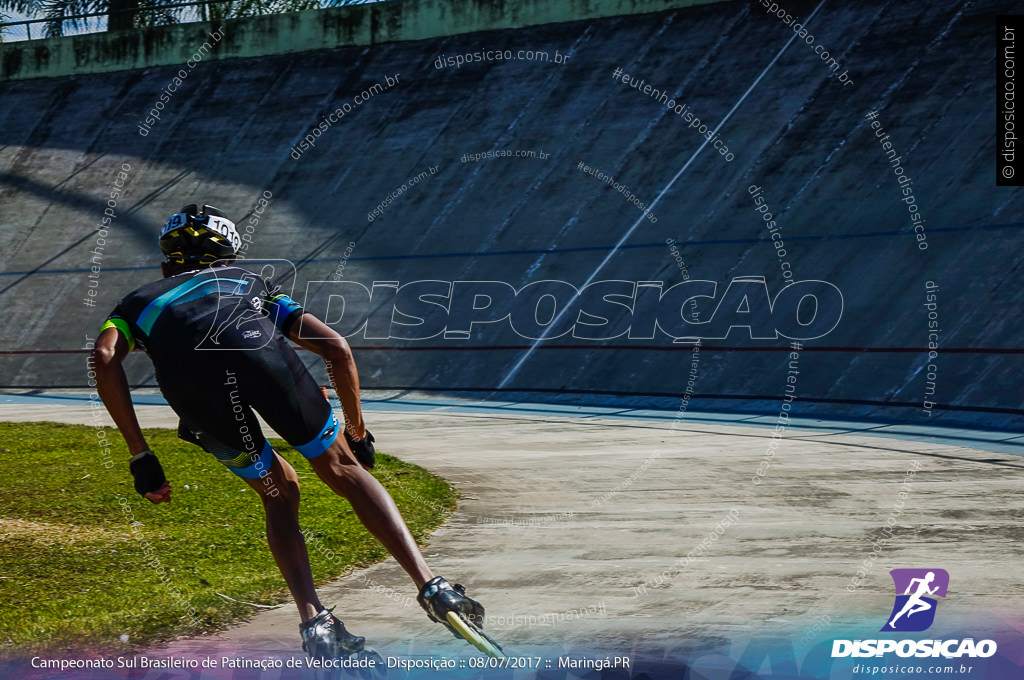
2 391 1022 457
2 222 1020 277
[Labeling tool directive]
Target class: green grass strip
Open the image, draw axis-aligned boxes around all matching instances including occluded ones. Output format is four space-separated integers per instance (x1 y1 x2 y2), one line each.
0 422 456 657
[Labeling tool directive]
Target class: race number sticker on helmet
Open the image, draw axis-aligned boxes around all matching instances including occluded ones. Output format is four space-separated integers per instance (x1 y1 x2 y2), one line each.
162 212 189 237
205 216 242 252
161 213 241 251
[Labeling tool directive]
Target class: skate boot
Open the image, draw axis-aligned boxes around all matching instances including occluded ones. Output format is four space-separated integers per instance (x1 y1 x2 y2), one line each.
299 608 365 659
418 576 504 658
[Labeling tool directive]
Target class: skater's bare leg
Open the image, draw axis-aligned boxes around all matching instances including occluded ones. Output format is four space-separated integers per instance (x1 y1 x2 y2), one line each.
308 438 434 588
243 452 323 621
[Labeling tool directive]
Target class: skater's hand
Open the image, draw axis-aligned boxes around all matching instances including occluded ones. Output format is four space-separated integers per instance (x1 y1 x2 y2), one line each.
145 481 172 505
344 430 375 470
129 450 169 501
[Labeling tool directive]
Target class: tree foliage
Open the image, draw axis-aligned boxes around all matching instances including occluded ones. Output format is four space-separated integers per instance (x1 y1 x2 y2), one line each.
1 0 370 39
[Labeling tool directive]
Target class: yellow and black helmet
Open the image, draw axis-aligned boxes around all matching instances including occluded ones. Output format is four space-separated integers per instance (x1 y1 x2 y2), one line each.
159 204 241 265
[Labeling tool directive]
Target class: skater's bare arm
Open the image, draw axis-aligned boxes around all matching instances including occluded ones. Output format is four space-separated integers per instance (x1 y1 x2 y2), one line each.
91 328 172 504
92 328 150 455
287 313 367 439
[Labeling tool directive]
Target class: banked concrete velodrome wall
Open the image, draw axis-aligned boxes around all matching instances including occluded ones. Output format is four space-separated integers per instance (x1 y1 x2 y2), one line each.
0 0 1021 429
0 0 720 80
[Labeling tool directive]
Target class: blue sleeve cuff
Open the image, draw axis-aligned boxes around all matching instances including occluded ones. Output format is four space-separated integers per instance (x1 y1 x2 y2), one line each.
268 293 304 334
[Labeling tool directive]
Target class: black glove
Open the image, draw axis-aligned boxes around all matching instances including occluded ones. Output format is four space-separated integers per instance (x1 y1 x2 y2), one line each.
129 450 167 496
344 430 375 469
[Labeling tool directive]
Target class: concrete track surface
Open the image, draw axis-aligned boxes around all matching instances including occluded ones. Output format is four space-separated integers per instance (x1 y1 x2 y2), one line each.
3 393 1022 674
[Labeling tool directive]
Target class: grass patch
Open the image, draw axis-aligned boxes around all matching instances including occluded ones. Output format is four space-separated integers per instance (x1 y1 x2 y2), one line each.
0 421 456 658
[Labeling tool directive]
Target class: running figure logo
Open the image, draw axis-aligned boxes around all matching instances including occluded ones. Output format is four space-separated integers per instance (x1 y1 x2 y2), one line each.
881 568 949 632
195 260 297 351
